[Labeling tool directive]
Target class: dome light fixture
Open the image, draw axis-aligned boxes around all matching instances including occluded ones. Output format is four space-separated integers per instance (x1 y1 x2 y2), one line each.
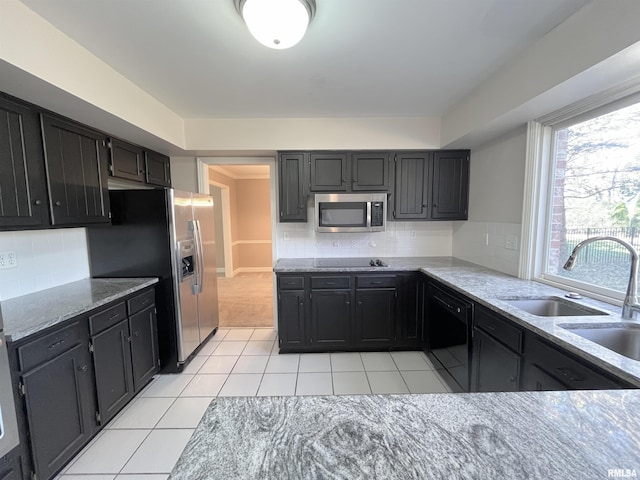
235 0 316 50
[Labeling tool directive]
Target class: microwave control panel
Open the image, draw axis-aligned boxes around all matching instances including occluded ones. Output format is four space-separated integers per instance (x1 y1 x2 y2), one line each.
371 202 384 227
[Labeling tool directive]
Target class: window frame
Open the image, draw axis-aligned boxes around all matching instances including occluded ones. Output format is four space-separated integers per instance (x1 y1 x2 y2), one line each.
521 88 640 306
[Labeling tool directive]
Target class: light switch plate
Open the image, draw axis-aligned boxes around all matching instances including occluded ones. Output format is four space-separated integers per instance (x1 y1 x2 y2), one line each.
0 250 18 269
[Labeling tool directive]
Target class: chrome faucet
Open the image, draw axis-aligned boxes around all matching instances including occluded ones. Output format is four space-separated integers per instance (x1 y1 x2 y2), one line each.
563 236 639 320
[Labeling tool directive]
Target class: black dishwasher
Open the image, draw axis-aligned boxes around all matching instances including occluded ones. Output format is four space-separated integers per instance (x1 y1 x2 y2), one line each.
427 283 473 391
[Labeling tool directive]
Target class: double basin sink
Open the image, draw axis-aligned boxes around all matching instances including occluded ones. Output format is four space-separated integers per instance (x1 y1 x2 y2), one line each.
500 296 640 362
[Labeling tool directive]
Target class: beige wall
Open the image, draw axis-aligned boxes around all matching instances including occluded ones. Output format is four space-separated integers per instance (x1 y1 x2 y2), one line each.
209 168 272 273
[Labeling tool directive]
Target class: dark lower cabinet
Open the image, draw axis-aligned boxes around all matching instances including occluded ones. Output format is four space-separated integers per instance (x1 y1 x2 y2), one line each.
355 289 396 347
0 446 24 480
310 290 351 347
521 334 631 391
21 342 97 480
129 305 160 391
0 95 49 230
277 290 306 349
8 286 159 480
92 319 134 425
472 327 521 392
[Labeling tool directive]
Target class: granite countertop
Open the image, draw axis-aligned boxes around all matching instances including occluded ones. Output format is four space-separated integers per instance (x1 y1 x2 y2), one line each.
274 256 640 387
1 277 159 342
170 390 640 480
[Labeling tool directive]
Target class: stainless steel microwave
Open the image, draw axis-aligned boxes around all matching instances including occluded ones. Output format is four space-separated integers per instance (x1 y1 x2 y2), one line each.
315 193 387 232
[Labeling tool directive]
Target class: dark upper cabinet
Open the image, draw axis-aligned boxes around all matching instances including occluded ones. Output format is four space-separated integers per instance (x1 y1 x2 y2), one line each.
129 304 160 391
145 150 171 187
109 138 145 183
309 152 348 192
40 114 111 226
431 150 469 220
391 152 431 220
351 152 390 191
0 96 49 229
278 153 307 222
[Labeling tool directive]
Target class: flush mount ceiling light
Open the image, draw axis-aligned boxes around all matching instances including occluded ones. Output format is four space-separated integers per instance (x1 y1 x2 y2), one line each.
235 0 316 49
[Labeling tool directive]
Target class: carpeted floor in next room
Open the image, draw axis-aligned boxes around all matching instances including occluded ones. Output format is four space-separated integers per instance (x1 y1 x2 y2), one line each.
216 272 274 328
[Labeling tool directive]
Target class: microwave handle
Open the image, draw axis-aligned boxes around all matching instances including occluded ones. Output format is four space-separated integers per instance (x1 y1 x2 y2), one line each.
366 201 372 228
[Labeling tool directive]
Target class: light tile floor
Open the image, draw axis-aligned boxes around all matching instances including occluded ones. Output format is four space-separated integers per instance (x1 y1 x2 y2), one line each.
55 327 451 479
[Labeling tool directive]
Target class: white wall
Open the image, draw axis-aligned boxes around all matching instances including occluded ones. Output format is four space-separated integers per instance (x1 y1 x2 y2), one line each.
452 126 527 276
0 229 89 300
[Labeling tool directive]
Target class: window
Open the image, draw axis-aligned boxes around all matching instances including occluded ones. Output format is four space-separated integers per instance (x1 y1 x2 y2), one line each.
536 99 640 300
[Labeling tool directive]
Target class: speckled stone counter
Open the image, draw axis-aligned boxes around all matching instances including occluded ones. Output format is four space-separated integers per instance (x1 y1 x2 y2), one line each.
170 390 640 480
1 277 158 342
274 257 640 386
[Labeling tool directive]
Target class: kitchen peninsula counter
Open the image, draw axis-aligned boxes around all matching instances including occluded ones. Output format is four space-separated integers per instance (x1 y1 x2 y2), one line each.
170 389 640 479
274 257 640 387
1 277 158 342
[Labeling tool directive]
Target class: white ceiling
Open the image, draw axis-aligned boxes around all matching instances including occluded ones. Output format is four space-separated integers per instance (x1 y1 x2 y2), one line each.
19 0 590 119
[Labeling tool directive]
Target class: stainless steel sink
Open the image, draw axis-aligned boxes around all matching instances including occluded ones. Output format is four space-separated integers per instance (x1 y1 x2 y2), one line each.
560 323 640 361
502 297 608 317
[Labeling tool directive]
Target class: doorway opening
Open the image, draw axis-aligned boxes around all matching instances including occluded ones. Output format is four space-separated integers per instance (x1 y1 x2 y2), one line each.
204 162 275 328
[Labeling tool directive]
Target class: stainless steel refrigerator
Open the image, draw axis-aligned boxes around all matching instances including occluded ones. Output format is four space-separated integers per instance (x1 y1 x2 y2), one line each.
87 188 219 372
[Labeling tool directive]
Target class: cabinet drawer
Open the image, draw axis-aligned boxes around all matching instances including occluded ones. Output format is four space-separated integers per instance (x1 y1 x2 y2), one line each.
279 276 304 290
310 276 350 289
356 275 396 289
18 321 84 372
474 305 523 353
127 289 155 316
525 336 623 390
89 302 127 336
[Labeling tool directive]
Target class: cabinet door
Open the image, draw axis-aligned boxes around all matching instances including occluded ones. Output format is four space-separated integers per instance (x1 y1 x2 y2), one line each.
145 150 171 187
0 446 23 480
355 289 396 347
521 363 568 391
392 152 430 220
109 138 144 183
431 150 469 220
21 344 96 480
278 153 307 222
351 152 389 191
129 306 160 392
471 327 521 392
40 114 111 226
0 96 49 229
277 290 307 350
309 153 348 192
92 319 134 424
310 290 351 346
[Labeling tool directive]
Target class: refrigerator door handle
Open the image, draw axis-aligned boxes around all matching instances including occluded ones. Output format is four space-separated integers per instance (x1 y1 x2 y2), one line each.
193 219 205 295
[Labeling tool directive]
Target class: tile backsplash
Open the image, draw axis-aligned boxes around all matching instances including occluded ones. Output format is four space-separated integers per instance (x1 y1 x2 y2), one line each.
0 228 89 301
276 219 454 259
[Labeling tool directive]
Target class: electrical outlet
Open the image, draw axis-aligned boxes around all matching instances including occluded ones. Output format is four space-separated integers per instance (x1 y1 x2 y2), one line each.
410 230 417 239
505 234 519 250
283 232 290 241
333 241 340 248
0 250 18 269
